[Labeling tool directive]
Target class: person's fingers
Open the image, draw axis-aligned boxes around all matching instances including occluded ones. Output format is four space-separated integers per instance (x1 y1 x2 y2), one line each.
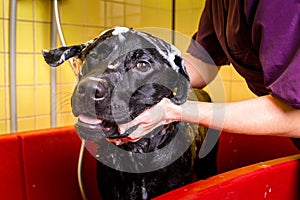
106 138 127 145
115 98 177 145
108 120 166 145
118 98 171 133
118 109 152 134
126 120 166 140
106 135 142 145
127 126 147 140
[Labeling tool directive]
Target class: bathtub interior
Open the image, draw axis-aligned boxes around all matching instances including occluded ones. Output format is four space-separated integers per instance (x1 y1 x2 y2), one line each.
0 127 299 200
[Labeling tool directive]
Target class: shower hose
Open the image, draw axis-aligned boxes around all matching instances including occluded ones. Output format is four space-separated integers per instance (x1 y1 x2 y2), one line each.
53 1 87 199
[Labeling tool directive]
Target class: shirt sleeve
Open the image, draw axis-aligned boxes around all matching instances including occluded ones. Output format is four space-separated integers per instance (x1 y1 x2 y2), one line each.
187 0 230 66
255 0 300 108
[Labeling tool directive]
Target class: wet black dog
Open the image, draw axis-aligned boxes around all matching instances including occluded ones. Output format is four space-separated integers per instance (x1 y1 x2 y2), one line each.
43 27 216 200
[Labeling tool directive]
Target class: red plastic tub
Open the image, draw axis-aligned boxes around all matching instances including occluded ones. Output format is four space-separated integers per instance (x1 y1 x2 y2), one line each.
0 127 299 200
155 154 300 200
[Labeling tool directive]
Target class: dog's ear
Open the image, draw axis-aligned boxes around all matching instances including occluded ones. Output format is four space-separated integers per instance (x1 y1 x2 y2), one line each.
42 44 86 67
170 55 190 105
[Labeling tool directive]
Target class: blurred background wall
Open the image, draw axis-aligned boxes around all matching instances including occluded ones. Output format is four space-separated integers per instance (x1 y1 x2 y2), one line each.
0 0 255 134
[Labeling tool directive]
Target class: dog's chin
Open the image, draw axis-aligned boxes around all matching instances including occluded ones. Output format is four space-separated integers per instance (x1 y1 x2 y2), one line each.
75 114 133 141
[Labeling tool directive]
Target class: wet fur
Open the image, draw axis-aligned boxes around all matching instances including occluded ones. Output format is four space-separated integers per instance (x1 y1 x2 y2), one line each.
42 27 217 200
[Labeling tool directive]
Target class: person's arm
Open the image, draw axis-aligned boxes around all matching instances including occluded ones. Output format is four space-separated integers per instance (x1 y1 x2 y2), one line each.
180 94 300 137
181 54 300 137
182 53 219 88
115 94 300 145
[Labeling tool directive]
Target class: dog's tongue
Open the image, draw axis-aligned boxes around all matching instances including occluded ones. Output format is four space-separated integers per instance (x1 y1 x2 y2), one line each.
79 114 102 125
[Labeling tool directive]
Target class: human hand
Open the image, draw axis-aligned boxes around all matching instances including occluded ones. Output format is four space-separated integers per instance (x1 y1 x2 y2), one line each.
108 98 181 145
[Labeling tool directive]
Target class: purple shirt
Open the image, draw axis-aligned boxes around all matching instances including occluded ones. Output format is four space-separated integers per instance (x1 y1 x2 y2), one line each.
188 0 300 108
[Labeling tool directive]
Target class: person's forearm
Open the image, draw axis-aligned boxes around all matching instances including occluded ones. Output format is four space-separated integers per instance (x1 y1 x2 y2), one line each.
177 94 300 137
182 53 219 88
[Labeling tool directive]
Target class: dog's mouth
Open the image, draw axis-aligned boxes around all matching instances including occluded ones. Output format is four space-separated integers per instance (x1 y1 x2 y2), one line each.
75 114 135 141
73 83 174 141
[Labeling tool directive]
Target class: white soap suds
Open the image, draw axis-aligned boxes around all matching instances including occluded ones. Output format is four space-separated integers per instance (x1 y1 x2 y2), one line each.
112 27 130 35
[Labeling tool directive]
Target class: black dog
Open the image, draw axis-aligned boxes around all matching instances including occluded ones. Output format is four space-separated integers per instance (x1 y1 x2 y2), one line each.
43 27 216 200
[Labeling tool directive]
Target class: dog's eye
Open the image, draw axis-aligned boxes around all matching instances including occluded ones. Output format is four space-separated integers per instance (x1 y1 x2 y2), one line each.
136 60 151 72
89 52 98 59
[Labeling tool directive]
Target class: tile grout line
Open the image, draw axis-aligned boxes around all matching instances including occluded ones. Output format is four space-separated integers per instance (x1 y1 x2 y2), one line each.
2 0 9 133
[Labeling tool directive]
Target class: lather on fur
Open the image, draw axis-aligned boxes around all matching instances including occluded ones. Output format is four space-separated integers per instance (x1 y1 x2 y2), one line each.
42 27 216 200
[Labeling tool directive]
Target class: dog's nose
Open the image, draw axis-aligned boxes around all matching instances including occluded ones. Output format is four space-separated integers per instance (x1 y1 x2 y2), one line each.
95 81 108 100
77 77 109 101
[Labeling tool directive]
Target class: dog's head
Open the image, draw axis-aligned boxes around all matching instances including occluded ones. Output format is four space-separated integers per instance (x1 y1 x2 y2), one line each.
43 27 190 140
